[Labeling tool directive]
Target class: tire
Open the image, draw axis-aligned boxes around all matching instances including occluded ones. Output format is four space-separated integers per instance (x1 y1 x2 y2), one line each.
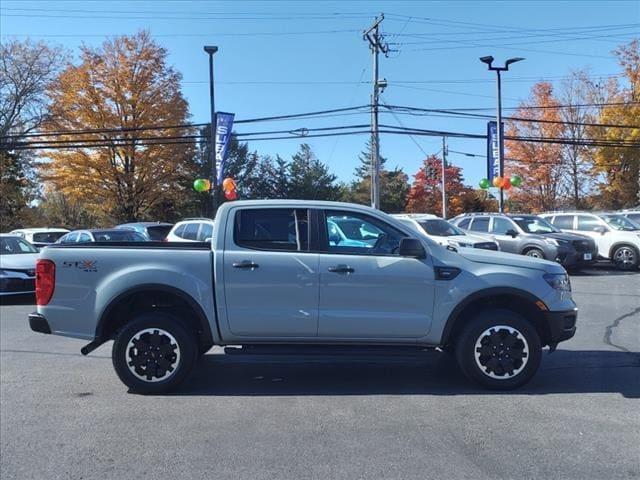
611 245 639 271
524 248 545 259
454 309 542 390
112 312 197 394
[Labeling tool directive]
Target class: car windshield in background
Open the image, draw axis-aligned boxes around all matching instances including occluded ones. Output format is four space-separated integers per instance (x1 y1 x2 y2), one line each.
602 215 638 231
146 225 173 240
1 237 39 254
513 217 558 234
92 231 147 242
32 232 67 243
418 219 464 237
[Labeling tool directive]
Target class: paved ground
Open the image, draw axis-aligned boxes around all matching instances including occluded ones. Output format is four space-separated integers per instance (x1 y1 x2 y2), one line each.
1 264 639 479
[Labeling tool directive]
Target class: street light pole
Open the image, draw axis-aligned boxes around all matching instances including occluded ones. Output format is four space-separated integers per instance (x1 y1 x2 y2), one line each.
480 55 524 213
204 45 218 216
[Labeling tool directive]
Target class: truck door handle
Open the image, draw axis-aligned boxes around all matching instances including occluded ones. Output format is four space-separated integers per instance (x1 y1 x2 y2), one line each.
233 261 259 269
328 265 354 274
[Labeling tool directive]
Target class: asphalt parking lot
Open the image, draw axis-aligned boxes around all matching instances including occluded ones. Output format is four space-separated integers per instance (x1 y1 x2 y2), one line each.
1 264 639 480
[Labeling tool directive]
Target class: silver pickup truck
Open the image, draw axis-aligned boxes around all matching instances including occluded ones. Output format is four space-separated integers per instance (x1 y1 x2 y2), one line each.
30 200 577 393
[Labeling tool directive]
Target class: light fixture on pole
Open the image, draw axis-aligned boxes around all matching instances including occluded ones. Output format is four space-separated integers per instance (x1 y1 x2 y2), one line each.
204 45 218 215
480 55 525 213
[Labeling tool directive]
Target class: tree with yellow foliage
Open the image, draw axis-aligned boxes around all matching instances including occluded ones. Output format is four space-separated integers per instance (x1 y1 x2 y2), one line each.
41 31 195 222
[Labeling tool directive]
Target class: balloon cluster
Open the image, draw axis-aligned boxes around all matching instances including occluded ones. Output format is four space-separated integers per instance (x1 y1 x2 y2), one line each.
479 175 522 191
222 177 238 200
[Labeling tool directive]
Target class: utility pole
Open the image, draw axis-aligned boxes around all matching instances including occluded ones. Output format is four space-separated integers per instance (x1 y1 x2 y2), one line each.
363 14 388 210
441 136 447 219
204 45 218 216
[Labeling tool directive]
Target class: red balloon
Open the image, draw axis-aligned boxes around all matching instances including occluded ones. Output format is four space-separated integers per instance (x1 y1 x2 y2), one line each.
502 177 512 190
224 189 237 200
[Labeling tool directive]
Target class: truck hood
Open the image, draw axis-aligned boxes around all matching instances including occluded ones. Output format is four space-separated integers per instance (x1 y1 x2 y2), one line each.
456 248 564 273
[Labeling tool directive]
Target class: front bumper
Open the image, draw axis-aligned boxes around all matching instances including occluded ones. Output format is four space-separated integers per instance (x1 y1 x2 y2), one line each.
544 308 578 344
555 246 597 268
28 313 51 334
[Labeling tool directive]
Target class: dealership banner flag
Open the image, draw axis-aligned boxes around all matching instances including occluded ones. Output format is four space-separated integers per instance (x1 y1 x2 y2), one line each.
215 112 235 185
486 121 504 181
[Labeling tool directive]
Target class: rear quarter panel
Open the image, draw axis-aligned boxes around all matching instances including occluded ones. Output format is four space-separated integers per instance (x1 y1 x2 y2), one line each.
38 247 214 340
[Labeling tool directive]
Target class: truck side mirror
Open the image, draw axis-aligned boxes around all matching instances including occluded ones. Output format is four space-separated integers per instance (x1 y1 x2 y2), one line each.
399 237 426 259
505 229 518 237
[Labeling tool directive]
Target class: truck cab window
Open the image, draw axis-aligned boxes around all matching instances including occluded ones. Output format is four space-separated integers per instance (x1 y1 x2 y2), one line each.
324 210 403 256
234 209 309 251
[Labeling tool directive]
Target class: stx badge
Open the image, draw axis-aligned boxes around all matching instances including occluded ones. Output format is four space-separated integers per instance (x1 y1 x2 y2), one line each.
62 260 97 272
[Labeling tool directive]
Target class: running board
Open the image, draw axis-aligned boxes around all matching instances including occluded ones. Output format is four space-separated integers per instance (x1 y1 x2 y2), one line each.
224 345 435 357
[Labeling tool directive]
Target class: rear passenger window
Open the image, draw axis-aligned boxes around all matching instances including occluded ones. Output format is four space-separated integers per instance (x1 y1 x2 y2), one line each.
183 223 199 240
576 215 601 231
551 215 574 229
457 218 470 229
198 223 213 241
469 217 489 232
234 209 309 251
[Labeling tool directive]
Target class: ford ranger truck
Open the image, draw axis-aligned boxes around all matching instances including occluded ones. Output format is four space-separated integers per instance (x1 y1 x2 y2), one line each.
29 200 577 393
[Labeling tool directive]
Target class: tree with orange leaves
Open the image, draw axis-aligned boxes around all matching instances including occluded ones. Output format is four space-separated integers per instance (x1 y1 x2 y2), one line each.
41 31 195 222
505 82 566 212
405 154 473 216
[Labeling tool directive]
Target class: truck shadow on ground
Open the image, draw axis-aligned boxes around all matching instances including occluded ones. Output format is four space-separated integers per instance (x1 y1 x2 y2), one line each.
172 349 640 398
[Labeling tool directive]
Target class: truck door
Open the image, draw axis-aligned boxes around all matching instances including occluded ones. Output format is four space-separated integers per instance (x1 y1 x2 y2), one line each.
222 207 319 337
317 209 435 339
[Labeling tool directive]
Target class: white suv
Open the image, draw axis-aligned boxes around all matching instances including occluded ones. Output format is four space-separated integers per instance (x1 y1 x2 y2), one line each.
540 212 640 270
392 214 499 251
165 218 215 242
9 228 70 249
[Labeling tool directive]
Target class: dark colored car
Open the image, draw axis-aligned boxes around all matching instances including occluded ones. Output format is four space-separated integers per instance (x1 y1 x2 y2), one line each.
114 222 174 241
452 213 597 269
57 229 147 244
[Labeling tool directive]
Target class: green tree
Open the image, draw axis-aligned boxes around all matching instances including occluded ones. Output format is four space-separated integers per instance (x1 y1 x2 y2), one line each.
344 139 409 212
288 144 340 200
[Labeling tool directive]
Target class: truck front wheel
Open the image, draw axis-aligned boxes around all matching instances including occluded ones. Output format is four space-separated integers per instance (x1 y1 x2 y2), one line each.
454 309 542 390
112 312 197 394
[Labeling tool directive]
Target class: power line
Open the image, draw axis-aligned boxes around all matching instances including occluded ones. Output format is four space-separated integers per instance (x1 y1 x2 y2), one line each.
1 29 362 38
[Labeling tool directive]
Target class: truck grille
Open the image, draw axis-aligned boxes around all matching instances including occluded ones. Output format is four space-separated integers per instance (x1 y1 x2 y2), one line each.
474 242 499 251
572 239 595 252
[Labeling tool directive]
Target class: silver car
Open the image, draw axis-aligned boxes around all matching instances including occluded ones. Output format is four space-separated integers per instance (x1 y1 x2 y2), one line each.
0 234 39 296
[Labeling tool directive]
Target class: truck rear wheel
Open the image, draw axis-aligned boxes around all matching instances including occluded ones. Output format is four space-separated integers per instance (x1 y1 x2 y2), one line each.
454 309 542 390
112 312 197 394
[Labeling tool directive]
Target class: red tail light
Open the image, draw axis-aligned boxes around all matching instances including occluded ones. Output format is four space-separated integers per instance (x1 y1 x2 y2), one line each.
36 259 55 306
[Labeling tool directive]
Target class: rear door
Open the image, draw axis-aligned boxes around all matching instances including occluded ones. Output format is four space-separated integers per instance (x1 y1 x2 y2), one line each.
317 209 435 339
222 207 319 337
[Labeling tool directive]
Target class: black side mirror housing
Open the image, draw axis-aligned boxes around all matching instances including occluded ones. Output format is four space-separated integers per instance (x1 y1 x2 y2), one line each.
505 229 518 237
399 237 426 259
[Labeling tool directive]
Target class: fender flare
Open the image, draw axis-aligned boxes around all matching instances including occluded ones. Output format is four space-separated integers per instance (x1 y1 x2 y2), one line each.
440 287 547 344
95 283 216 346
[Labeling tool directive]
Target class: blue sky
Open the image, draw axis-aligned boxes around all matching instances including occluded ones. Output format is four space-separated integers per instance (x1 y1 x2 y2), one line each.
2 0 638 186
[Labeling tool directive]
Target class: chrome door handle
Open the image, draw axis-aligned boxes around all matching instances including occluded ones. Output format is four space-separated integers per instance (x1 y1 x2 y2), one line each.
233 261 259 269
328 265 354 273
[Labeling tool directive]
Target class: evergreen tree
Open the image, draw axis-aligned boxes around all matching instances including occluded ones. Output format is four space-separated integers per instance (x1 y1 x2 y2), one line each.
272 155 290 198
288 144 340 200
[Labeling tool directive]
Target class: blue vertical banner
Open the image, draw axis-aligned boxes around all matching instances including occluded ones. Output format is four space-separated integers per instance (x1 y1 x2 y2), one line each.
486 121 501 181
215 112 235 185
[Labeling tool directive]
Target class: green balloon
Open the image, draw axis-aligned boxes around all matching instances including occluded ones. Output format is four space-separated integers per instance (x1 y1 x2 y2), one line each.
193 178 210 192
510 175 522 187
479 178 490 189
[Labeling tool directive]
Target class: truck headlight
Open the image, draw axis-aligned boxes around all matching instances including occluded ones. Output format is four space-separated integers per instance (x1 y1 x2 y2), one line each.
543 273 571 291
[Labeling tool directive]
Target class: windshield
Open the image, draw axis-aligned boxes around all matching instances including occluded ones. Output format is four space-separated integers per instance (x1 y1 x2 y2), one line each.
602 214 639 231
32 232 67 243
1 237 39 254
146 225 173 241
513 216 559 234
92 231 147 242
418 219 464 237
